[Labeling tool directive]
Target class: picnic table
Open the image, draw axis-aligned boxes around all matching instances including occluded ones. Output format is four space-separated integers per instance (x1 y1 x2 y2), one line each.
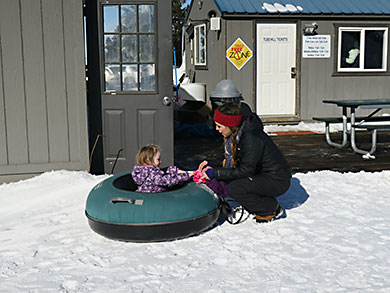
313 99 390 157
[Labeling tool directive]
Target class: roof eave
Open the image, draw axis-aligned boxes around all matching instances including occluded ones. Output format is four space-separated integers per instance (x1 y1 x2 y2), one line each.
221 12 390 19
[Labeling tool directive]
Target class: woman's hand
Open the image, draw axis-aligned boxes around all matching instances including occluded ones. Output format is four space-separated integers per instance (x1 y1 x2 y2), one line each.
200 166 213 180
197 160 208 172
177 169 187 174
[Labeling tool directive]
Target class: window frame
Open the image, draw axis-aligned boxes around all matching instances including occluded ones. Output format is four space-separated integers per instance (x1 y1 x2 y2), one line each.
337 26 388 73
102 3 157 93
194 23 207 67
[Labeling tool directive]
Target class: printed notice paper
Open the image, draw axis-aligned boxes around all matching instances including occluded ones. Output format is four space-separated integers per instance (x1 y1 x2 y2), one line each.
302 35 331 58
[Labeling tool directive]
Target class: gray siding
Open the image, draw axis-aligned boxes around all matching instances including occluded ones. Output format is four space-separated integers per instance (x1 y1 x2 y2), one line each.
226 20 255 107
0 0 89 182
184 0 225 105
186 6 390 120
185 1 268 110
300 20 390 120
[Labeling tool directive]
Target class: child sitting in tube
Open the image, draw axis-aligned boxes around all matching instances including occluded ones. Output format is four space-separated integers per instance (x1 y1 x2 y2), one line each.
131 144 193 193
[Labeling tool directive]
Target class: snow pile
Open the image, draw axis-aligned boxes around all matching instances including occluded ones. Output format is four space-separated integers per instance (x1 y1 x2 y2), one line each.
1 170 390 291
264 121 329 134
264 113 390 134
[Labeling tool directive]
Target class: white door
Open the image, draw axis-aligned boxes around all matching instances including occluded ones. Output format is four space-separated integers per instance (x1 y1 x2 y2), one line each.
256 23 296 116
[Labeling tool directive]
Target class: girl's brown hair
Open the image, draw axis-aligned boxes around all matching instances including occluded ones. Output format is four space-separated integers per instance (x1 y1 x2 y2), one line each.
136 144 160 166
217 103 242 167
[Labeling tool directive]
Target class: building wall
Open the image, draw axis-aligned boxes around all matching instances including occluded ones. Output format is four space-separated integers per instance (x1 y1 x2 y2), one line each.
185 1 256 108
226 20 255 107
0 0 89 183
300 20 390 120
185 4 390 120
184 0 224 105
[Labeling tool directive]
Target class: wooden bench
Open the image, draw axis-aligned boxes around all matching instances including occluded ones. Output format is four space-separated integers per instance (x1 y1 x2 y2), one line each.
312 116 390 149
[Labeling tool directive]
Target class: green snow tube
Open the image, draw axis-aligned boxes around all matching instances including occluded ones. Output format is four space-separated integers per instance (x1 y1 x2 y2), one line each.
85 171 221 242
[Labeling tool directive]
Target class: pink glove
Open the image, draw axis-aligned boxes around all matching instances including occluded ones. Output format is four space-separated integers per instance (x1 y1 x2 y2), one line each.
192 170 206 183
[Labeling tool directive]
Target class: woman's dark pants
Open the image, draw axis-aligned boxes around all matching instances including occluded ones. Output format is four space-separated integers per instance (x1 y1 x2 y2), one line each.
227 174 290 216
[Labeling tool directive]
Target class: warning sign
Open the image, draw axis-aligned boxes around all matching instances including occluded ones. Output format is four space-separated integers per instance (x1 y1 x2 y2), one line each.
226 38 253 70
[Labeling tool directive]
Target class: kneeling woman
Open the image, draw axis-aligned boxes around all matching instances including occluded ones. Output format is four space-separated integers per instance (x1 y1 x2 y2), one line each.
203 103 291 222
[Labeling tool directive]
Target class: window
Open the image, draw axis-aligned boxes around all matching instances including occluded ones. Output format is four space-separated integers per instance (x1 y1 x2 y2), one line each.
103 4 156 92
338 27 388 72
194 24 206 66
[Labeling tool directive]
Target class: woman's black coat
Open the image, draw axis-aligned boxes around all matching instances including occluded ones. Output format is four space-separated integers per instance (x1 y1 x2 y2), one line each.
213 103 292 182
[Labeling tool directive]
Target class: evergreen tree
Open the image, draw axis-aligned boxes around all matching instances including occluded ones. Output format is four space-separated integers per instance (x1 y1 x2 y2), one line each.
172 0 187 66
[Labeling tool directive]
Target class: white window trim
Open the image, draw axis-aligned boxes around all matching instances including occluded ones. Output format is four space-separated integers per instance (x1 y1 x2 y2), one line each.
337 27 388 72
194 23 207 66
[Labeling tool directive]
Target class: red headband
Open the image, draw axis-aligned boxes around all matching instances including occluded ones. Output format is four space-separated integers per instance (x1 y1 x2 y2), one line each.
213 108 242 127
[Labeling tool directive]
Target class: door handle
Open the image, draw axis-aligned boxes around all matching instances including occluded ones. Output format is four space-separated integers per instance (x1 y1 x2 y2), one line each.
162 96 172 106
291 67 296 79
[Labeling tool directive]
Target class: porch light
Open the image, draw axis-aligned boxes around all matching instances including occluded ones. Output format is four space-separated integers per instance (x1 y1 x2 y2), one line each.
303 22 318 35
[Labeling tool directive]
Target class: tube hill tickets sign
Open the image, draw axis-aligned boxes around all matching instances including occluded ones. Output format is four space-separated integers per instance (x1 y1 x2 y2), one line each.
226 38 253 70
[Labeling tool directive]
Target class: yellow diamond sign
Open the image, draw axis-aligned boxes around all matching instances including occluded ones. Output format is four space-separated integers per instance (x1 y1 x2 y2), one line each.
226 38 253 70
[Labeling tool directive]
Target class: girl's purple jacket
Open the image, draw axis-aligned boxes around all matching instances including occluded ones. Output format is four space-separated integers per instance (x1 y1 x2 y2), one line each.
131 165 190 193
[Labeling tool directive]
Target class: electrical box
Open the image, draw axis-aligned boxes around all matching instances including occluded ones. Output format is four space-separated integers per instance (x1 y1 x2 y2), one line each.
210 17 221 31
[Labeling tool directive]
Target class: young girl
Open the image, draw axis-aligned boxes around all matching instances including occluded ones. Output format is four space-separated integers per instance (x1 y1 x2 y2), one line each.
131 144 191 193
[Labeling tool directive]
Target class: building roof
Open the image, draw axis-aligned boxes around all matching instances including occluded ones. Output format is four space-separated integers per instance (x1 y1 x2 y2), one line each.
213 0 390 15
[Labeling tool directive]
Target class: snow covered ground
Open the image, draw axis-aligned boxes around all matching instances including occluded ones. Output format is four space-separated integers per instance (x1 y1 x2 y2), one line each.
1 168 390 292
